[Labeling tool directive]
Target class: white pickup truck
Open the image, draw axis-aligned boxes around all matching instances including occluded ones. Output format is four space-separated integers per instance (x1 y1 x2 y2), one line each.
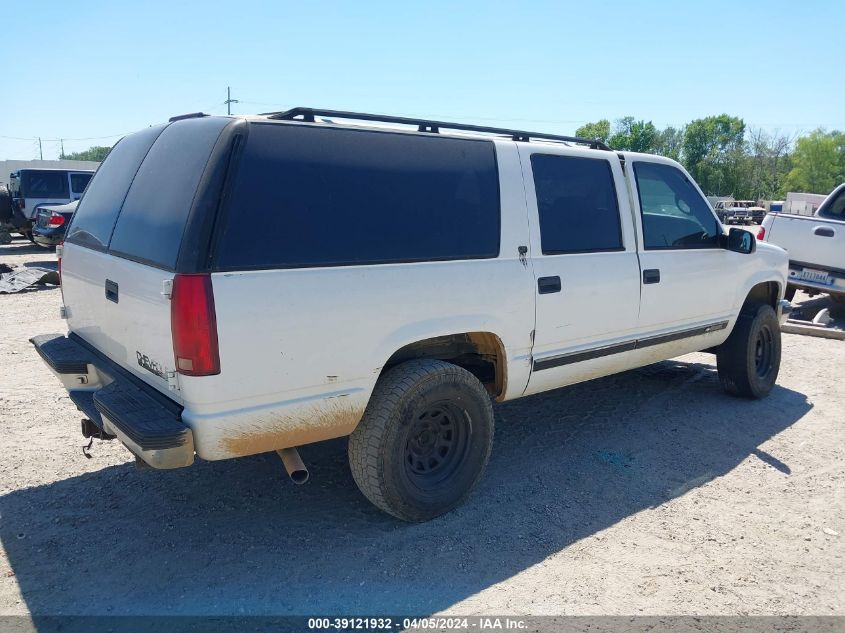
32 108 790 522
759 183 845 303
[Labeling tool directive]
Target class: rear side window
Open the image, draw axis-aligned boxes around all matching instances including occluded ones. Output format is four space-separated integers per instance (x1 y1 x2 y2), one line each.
66 125 165 250
70 173 92 195
818 186 845 220
21 170 69 198
109 117 230 269
530 154 622 254
634 162 719 249
214 123 500 270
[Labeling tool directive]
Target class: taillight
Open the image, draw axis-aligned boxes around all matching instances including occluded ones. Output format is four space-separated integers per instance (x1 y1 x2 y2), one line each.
47 212 65 227
757 226 766 241
171 273 220 376
17 198 24 209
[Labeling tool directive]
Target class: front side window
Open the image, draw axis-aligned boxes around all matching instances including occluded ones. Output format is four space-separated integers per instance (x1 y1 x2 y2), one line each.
530 154 623 254
633 161 720 249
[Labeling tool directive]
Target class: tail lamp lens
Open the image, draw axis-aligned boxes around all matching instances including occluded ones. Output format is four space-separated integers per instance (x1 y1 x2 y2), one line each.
170 274 220 376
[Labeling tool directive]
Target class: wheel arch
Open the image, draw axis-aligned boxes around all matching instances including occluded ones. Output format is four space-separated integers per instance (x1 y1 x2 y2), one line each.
741 279 781 314
380 331 508 401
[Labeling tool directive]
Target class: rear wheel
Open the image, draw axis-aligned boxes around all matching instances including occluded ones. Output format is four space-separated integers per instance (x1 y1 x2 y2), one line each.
348 359 494 522
717 304 781 399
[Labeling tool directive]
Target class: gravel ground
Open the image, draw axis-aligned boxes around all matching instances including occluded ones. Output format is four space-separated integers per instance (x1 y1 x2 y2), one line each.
0 239 842 616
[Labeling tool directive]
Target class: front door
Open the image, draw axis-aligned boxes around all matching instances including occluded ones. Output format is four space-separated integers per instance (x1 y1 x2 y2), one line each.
629 158 738 334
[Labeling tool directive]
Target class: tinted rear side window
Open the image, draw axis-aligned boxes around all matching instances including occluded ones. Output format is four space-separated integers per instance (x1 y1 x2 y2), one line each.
65 125 165 250
215 123 500 270
109 117 230 269
22 170 69 198
70 173 93 194
530 154 622 254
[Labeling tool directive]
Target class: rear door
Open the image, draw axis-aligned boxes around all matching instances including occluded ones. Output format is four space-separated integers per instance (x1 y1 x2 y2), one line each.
17 169 70 218
520 146 642 396
62 117 231 396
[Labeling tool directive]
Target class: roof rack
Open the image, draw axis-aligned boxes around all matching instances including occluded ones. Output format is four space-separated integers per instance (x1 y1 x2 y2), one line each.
264 107 611 151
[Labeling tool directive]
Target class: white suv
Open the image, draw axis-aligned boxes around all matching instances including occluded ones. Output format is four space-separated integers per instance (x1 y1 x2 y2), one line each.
32 108 790 522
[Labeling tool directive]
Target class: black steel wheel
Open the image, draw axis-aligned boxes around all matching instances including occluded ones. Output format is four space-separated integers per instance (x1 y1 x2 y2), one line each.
717 303 781 399
348 359 494 522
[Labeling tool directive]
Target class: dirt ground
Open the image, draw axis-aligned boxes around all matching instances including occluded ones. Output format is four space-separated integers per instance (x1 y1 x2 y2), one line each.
0 239 842 616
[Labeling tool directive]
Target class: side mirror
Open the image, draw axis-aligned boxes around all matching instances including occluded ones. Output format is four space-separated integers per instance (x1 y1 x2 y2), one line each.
724 227 756 254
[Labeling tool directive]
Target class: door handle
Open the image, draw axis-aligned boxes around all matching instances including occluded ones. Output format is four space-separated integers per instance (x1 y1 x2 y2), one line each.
814 227 835 237
537 276 561 294
105 279 119 303
643 269 660 284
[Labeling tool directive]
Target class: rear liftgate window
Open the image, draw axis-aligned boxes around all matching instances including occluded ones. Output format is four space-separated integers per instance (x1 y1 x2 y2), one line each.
214 123 501 269
109 117 231 270
65 125 166 251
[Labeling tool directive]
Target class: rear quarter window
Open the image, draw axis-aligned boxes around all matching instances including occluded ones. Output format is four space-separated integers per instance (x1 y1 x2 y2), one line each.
214 123 501 270
109 117 230 270
65 125 165 251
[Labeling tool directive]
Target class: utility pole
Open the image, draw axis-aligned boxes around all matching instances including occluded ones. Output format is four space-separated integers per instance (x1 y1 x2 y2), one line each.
60 139 65 159
224 86 239 115
38 137 43 160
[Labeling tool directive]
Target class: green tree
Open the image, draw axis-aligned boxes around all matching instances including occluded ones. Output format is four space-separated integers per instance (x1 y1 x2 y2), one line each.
61 145 111 162
575 119 610 144
682 115 746 195
608 117 658 153
781 129 845 195
655 126 684 161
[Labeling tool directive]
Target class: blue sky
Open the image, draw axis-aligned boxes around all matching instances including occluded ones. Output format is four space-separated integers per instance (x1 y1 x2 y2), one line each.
2 0 842 160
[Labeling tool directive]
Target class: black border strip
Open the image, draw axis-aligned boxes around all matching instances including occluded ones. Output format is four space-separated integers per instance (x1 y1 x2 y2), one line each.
533 320 729 372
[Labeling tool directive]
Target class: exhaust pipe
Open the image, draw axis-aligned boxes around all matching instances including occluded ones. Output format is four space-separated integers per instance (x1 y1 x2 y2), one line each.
276 447 309 485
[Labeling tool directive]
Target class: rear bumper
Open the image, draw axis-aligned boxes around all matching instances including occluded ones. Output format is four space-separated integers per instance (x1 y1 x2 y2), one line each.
30 333 194 469
787 261 845 297
32 226 64 247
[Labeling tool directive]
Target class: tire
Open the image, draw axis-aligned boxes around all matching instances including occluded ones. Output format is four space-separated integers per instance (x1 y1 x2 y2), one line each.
717 304 781 399
0 186 12 224
348 359 494 522
783 285 797 302
829 293 845 317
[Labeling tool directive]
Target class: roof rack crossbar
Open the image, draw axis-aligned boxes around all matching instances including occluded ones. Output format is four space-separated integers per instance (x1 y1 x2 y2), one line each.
264 107 611 151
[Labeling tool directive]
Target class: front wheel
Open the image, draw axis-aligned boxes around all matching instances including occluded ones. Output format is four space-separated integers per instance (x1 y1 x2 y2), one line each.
348 359 494 522
717 304 781 399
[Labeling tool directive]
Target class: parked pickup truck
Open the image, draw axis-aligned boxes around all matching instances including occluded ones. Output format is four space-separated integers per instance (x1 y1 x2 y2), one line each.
714 200 767 225
759 183 845 303
31 108 790 522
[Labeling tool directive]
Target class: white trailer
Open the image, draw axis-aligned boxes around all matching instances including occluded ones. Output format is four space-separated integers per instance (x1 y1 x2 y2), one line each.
784 192 827 216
